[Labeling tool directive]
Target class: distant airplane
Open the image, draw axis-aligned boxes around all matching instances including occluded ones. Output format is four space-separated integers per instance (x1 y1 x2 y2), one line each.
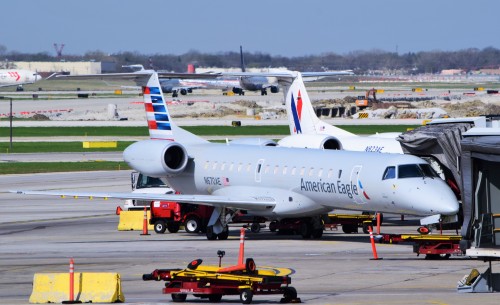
278 72 404 153
15 71 459 240
0 69 42 90
229 46 279 96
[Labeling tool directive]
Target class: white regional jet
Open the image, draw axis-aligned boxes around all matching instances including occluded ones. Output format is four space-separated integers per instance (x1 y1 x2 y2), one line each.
0 69 42 89
278 72 404 153
13 72 459 240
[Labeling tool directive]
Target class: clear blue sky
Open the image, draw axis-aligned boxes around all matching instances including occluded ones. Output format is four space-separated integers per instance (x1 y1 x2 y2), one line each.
2 0 499 57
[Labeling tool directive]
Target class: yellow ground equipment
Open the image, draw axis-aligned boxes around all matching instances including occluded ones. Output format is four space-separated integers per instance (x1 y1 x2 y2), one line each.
143 228 300 304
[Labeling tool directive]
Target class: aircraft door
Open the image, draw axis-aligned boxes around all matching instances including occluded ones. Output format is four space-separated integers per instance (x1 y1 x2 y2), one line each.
255 159 265 183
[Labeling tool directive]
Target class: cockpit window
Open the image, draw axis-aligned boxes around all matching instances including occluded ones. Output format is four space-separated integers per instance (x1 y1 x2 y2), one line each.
382 166 396 180
397 164 439 179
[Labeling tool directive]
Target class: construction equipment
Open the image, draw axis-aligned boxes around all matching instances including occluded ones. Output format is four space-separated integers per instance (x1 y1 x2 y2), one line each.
143 228 300 304
355 88 378 110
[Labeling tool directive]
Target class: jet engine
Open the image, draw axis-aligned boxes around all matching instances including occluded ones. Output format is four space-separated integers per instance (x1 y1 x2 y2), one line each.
270 86 279 93
180 88 188 95
278 134 342 150
123 140 189 177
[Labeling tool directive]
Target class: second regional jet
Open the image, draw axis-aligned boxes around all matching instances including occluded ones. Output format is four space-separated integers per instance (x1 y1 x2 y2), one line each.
278 71 404 153
14 71 459 240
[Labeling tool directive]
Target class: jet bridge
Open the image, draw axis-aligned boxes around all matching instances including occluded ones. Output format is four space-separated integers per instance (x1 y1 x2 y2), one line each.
457 126 500 292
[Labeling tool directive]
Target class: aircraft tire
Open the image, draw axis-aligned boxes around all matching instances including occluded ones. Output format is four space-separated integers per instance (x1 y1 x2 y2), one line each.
206 226 217 240
300 222 312 239
269 220 278 232
218 227 229 240
311 228 323 239
240 289 253 304
154 220 167 234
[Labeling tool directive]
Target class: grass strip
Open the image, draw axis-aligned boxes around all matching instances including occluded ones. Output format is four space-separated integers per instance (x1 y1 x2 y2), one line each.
0 161 131 174
0 141 135 153
0 125 419 137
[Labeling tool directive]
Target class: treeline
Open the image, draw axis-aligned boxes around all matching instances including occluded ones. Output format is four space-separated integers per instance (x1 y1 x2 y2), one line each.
1 45 499 74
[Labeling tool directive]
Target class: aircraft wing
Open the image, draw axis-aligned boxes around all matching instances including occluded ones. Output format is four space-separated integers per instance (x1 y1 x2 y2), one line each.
55 71 221 80
11 190 276 211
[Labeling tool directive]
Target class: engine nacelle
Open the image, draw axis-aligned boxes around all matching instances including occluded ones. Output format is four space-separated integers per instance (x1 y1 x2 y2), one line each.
229 138 277 146
270 85 279 93
123 140 189 177
180 88 188 95
232 87 243 94
277 134 342 150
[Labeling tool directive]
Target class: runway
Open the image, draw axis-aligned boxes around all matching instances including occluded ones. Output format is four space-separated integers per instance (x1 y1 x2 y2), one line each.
0 171 498 304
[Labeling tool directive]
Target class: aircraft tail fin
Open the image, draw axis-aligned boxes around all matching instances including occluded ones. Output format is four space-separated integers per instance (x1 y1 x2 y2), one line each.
283 72 355 137
240 46 246 72
143 73 206 144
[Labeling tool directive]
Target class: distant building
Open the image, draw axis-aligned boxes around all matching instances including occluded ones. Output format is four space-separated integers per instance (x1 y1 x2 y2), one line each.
478 68 500 75
440 69 465 75
12 61 117 75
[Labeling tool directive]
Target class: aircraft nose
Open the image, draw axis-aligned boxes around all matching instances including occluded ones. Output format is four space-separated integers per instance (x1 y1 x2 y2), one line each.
429 183 459 215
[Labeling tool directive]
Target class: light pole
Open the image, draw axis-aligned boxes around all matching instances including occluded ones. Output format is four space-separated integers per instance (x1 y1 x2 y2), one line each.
0 96 13 152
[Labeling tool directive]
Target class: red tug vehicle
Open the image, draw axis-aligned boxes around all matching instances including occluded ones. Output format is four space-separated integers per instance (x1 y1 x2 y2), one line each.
149 200 213 234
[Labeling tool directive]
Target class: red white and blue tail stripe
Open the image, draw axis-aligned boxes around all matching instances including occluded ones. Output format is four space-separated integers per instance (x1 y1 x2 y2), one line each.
143 73 174 140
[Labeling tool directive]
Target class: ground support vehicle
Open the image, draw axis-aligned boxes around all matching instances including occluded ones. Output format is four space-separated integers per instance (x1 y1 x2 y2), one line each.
323 213 378 234
143 228 300 304
377 233 464 259
149 201 213 234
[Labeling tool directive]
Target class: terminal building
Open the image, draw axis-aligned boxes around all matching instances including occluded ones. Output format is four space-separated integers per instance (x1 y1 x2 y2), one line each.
12 61 117 76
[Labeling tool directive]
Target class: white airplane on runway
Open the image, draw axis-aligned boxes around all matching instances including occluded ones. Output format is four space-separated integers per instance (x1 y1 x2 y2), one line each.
0 69 42 89
13 71 459 240
278 72 403 153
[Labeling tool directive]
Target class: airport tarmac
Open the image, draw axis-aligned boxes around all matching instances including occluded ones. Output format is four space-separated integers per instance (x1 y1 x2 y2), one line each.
1 171 499 305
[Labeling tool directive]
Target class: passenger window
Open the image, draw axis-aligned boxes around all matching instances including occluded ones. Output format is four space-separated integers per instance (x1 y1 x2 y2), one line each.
221 163 226 171
283 166 288 175
309 168 314 177
212 162 218 170
318 168 323 177
274 165 279 175
291 167 296 175
204 161 210 170
383 166 396 180
265 165 270 174
300 167 305 176
229 162 234 171
328 169 333 178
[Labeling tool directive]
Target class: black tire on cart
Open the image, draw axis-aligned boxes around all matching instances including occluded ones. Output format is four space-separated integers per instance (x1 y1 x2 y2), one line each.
185 216 201 233
250 222 261 233
282 286 297 303
240 288 253 304
167 222 180 233
154 220 167 234
362 222 370 234
171 293 187 302
206 226 217 240
342 224 358 234
245 258 256 273
208 294 222 302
